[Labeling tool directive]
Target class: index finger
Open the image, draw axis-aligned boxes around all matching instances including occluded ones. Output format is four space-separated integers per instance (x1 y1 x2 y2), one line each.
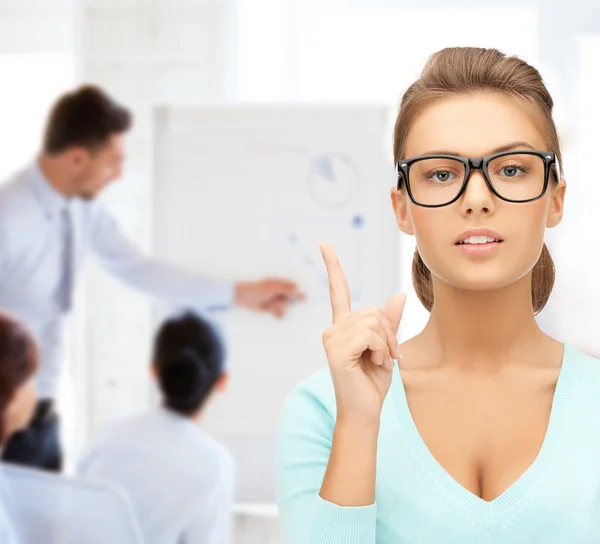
320 244 351 323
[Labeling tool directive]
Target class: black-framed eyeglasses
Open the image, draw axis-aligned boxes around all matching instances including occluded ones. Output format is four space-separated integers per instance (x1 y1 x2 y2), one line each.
396 150 559 208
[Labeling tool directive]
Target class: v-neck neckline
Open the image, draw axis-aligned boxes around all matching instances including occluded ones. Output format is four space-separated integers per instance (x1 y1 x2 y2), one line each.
389 343 573 525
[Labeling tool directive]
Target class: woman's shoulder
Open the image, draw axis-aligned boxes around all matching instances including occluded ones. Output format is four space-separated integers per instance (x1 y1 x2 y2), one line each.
292 366 335 395
285 367 335 406
278 368 337 431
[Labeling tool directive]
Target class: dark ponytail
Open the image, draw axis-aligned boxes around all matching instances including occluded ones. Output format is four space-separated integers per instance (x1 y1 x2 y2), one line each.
153 312 225 417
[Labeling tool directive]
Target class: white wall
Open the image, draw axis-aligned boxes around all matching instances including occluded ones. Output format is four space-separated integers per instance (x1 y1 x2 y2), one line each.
0 0 78 178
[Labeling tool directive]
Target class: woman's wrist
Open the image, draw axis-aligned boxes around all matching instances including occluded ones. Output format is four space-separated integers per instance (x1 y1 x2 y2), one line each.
335 411 382 435
320 417 380 506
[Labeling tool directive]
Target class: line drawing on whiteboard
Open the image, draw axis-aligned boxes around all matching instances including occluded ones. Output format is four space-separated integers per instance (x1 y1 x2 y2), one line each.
308 154 360 207
280 214 366 303
248 145 361 208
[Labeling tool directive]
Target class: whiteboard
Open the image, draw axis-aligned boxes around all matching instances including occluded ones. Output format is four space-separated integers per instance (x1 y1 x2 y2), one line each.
152 105 399 502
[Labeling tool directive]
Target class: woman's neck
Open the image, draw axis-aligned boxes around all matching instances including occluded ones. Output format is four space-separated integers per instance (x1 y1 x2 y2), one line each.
419 272 547 368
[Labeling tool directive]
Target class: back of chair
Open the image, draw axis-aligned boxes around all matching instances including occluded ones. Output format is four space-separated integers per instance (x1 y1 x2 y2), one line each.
0 463 143 544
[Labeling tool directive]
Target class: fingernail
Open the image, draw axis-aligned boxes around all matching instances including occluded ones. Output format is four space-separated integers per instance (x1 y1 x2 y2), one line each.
397 345 403 359
388 357 395 369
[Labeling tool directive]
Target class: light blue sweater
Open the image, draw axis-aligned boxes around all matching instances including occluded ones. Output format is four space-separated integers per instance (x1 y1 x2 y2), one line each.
276 344 600 543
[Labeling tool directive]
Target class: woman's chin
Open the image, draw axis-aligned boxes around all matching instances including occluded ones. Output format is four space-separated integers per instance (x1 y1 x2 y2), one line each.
439 269 524 293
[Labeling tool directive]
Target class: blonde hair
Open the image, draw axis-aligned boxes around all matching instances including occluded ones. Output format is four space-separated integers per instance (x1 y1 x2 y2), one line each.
394 47 562 315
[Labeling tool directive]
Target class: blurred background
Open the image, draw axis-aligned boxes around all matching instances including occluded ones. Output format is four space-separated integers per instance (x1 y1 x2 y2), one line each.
1 0 599 541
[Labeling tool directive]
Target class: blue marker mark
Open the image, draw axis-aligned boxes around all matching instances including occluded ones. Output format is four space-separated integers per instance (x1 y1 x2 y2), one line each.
314 157 334 181
352 215 364 228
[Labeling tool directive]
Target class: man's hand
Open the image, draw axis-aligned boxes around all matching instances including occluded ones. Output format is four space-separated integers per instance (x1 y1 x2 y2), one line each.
234 279 305 318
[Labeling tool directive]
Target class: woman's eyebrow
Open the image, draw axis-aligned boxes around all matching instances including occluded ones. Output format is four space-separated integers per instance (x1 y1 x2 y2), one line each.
417 142 537 156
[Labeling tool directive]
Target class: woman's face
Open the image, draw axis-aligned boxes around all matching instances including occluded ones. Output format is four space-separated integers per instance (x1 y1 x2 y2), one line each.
3 378 37 442
392 92 566 293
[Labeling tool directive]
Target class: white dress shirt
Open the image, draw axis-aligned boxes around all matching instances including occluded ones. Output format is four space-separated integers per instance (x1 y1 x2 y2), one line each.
0 467 21 544
0 161 234 398
78 407 234 544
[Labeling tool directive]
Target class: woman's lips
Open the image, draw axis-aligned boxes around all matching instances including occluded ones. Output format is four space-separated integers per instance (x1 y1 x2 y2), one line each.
455 240 503 256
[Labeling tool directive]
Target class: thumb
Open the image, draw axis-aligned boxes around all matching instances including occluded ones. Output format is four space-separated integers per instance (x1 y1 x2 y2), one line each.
383 293 407 333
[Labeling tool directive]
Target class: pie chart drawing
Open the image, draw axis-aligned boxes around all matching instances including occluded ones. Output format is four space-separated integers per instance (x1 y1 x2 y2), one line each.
307 154 360 207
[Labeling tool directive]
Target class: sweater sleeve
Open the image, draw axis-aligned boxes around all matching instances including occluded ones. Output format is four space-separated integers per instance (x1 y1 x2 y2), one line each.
275 376 377 544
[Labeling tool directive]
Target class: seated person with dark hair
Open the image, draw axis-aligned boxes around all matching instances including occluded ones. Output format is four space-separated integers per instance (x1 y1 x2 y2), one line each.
78 311 233 544
0 311 39 543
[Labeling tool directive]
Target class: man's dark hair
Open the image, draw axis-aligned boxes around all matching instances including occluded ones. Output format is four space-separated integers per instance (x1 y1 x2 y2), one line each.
43 85 132 155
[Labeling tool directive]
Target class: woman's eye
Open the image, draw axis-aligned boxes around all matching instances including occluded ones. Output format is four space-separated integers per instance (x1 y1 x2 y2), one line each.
498 164 526 177
431 170 454 182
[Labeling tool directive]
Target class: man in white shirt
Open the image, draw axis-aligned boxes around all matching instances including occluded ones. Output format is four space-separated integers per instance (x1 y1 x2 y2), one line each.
0 85 302 471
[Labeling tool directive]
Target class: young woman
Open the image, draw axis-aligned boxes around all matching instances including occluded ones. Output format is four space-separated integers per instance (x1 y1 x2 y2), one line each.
276 47 600 543
0 310 39 544
78 311 233 544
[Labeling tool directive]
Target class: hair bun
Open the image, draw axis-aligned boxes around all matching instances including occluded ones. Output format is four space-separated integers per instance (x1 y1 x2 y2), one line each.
159 347 208 407
178 347 201 365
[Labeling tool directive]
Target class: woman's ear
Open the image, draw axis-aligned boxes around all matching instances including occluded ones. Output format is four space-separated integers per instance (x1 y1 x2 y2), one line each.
546 178 566 228
390 186 414 235
149 363 158 382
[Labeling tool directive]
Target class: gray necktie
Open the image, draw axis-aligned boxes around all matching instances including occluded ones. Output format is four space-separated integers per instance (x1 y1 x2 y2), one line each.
58 206 74 311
